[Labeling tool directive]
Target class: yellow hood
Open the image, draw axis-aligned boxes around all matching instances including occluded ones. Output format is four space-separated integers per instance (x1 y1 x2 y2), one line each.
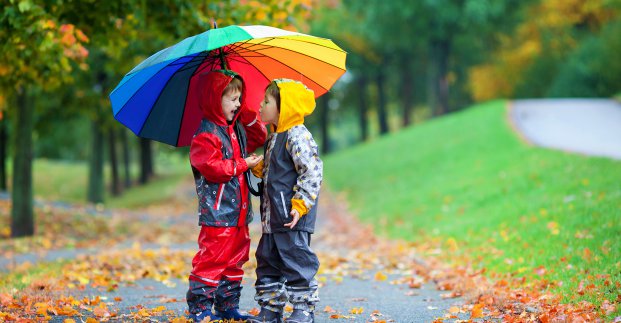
273 79 316 133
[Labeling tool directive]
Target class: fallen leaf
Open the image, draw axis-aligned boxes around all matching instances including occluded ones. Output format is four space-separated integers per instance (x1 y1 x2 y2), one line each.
248 308 260 316
349 307 364 314
470 303 484 319
323 306 336 313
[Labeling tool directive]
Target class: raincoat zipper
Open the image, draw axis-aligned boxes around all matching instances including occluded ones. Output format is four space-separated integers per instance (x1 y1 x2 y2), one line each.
280 191 288 218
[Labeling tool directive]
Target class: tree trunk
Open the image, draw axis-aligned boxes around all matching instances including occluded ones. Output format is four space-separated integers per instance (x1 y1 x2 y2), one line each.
357 75 369 142
87 120 105 204
376 69 389 135
319 92 330 154
108 127 121 196
429 39 450 116
120 128 132 188
401 57 414 126
0 112 7 191
139 138 153 184
11 89 34 237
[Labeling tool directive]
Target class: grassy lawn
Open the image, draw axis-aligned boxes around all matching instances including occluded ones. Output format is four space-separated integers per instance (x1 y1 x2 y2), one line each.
323 100 621 308
22 152 190 209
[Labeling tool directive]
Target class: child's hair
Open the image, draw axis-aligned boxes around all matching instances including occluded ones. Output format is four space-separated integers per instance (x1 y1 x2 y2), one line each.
223 76 243 96
265 81 281 112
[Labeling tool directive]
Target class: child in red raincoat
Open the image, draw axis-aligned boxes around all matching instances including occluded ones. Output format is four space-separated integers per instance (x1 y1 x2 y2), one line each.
186 69 266 322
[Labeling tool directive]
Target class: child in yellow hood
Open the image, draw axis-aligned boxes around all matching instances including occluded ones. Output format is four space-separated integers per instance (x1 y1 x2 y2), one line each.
248 79 323 323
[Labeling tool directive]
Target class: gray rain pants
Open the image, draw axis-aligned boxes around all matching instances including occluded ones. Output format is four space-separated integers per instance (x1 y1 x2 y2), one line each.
254 231 320 313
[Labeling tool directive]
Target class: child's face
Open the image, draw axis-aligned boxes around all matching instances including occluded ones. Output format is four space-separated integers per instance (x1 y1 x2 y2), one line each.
260 92 279 126
221 89 241 122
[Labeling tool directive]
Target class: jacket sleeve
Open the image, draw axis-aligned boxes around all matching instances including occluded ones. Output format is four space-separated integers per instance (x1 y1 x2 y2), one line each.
286 126 323 216
190 132 248 183
238 107 267 153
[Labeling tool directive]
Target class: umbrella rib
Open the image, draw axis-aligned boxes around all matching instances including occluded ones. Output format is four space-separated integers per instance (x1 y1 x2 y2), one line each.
235 36 347 55
175 60 210 146
175 51 210 74
233 54 274 90
136 58 199 140
192 57 219 77
236 49 334 94
230 39 347 71
235 35 347 53
115 54 199 121
234 45 346 81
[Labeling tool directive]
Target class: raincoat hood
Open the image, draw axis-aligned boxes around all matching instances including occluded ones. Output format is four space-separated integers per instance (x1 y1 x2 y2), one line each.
274 79 316 133
198 70 247 126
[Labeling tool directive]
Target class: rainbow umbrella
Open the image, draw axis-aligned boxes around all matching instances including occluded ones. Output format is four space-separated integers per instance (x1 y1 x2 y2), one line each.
109 25 347 147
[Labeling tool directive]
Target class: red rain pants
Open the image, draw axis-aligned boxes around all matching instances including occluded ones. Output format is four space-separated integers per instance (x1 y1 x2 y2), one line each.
189 225 250 286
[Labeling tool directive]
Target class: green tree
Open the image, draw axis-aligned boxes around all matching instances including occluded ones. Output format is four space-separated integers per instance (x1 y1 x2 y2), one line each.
0 1 89 237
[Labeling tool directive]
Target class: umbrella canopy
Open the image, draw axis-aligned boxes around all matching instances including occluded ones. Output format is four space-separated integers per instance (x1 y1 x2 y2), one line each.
109 25 347 147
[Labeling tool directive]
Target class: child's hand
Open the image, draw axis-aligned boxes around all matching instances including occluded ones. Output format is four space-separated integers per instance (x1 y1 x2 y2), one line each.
284 209 300 229
245 154 263 168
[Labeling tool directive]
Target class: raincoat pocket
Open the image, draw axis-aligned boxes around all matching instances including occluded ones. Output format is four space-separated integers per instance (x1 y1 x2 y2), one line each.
269 190 292 229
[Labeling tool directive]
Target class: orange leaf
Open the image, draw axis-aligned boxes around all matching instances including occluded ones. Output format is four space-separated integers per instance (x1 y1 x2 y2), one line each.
582 248 592 261
470 303 484 319
248 308 260 316
93 306 111 318
323 306 336 313
374 271 387 281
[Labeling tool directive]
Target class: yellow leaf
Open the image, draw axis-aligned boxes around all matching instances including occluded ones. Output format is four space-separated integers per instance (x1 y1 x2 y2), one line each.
445 237 458 251
374 271 387 281
153 305 166 312
349 307 364 314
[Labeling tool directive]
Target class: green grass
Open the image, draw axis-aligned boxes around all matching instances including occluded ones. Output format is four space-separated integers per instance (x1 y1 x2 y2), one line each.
0 261 68 291
323 100 621 307
13 152 190 209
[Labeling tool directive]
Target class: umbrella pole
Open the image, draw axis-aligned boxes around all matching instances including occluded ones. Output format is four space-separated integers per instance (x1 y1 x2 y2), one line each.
219 48 228 70
211 19 228 70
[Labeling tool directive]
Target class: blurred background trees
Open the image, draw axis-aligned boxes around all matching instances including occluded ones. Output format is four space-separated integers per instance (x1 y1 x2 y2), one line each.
1 0 619 237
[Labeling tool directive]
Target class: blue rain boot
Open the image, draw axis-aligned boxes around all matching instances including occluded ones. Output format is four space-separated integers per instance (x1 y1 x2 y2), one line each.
187 310 223 322
216 308 251 321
